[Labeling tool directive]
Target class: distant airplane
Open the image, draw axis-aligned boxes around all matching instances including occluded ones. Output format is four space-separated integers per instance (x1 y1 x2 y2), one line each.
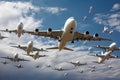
83 16 87 21
102 26 114 35
11 41 47 55
68 61 87 67
1 60 8 64
1 53 29 62
15 64 23 68
23 17 111 51
0 33 7 39
89 6 93 13
90 51 118 58
25 51 47 60
0 22 24 38
93 51 115 64
93 42 120 52
54 66 69 71
102 26 109 33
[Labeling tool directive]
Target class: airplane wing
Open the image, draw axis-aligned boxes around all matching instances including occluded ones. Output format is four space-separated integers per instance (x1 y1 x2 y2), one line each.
110 55 119 58
17 58 29 62
114 47 120 50
24 30 63 39
73 32 111 41
1 57 13 61
0 36 7 39
11 45 27 51
93 46 110 50
24 30 111 41
32 47 47 51
89 54 105 57
0 29 17 33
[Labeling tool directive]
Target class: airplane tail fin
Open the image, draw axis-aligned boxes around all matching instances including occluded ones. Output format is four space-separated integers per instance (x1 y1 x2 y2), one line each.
46 47 73 51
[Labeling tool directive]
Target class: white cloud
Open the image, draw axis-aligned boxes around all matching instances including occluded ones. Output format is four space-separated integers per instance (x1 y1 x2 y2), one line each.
40 7 67 14
0 1 41 30
94 4 120 32
111 3 120 11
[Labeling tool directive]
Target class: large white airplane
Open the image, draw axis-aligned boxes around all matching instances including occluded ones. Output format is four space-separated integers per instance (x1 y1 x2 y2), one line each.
0 33 7 39
93 42 120 52
1 53 29 62
0 22 24 37
23 17 111 51
11 41 47 55
93 51 116 64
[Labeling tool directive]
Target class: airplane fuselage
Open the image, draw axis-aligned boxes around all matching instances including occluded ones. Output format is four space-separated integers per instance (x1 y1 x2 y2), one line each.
58 17 76 51
33 52 39 60
26 41 33 55
98 51 112 63
13 54 19 62
17 22 23 37
108 42 116 51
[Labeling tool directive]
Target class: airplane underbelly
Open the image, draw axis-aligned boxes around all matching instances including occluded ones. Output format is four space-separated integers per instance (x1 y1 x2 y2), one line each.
17 30 22 37
62 32 74 41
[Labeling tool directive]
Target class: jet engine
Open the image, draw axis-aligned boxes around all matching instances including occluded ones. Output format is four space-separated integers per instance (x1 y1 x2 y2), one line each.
84 31 89 35
93 33 99 37
47 28 52 34
35 28 39 33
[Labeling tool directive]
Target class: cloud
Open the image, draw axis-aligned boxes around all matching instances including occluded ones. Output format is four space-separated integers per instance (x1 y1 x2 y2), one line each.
93 3 120 32
40 7 67 14
111 3 120 11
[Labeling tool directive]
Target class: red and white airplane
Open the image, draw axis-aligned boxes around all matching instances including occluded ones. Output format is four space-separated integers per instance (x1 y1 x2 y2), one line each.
22 17 111 51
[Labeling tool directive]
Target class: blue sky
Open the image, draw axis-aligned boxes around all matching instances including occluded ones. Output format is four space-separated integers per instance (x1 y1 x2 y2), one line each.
0 0 120 80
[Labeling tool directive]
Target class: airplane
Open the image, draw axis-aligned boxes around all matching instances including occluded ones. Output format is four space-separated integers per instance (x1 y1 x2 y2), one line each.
89 6 93 13
90 51 118 58
102 26 114 35
68 61 87 67
25 51 47 60
102 26 109 33
11 41 47 55
1 60 8 64
83 16 87 21
93 51 117 64
1 53 29 62
0 33 7 39
93 42 120 52
23 17 111 51
0 22 24 37
54 66 69 71
15 64 23 68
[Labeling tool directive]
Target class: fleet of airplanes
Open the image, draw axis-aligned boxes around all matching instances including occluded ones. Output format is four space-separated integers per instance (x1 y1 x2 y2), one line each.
0 6 120 72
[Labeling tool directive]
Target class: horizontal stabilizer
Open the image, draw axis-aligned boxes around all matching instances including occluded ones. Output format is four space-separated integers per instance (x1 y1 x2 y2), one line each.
46 47 73 51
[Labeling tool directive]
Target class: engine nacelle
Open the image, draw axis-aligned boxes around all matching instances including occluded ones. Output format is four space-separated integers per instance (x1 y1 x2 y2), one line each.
93 33 99 38
35 28 39 33
18 45 21 48
47 28 52 34
84 31 89 36
6 29 8 31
